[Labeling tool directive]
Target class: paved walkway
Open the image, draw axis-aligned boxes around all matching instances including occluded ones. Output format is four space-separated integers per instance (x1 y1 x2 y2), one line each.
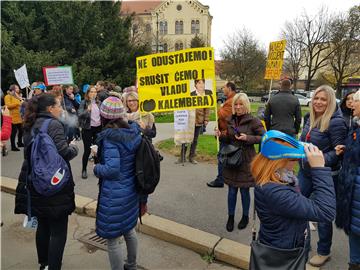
1 122 349 269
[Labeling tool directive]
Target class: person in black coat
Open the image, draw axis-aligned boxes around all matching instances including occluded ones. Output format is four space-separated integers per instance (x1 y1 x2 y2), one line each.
264 79 302 137
15 93 78 270
340 90 357 128
336 90 360 270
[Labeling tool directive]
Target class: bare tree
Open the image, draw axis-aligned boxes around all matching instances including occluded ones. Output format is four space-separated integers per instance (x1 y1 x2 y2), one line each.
298 7 334 91
327 5 360 96
281 20 304 90
220 28 266 91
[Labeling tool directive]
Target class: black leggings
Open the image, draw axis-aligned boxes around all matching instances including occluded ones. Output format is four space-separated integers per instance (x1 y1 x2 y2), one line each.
10 123 23 148
36 216 68 270
82 126 102 171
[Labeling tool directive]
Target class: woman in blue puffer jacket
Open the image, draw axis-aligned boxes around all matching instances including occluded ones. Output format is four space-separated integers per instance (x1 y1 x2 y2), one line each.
298 85 347 267
93 96 141 270
336 90 360 270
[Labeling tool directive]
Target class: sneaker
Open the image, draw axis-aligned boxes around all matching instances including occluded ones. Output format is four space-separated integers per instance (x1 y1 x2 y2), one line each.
309 254 331 267
11 147 20 151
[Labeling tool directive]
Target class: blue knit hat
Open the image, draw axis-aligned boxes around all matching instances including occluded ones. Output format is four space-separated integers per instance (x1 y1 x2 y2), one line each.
100 96 126 119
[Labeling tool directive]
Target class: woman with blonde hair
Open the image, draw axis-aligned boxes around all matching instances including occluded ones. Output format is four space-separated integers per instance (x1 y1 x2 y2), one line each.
298 85 347 267
250 130 336 269
123 91 156 140
216 93 264 231
123 91 156 216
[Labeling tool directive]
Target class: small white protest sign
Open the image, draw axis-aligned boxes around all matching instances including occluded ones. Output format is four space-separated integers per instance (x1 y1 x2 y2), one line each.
14 64 30 89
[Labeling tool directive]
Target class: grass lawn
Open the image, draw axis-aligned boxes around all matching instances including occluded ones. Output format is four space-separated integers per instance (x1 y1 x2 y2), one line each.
156 134 300 173
154 102 310 123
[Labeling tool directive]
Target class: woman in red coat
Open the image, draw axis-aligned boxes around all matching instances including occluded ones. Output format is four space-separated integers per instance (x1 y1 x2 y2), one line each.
1 106 12 156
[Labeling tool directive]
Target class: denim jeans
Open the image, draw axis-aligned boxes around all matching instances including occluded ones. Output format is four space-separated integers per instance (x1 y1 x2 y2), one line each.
227 186 250 216
350 231 360 264
107 228 137 270
215 141 226 184
298 168 338 256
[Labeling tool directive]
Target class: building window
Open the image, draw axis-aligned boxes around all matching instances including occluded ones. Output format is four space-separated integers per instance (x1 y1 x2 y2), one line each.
159 21 167 35
145 24 151 33
175 20 183 34
191 20 200 34
177 4 182 11
175 42 183 51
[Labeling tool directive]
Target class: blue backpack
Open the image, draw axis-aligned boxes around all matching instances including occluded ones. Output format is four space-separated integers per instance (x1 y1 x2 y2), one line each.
30 118 70 196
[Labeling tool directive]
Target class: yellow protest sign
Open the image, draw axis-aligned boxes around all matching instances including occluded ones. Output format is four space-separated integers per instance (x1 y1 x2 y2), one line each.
264 40 286 80
136 47 216 113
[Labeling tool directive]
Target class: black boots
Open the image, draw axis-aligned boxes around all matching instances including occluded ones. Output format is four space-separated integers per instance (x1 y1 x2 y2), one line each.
349 263 360 270
226 215 234 232
81 170 88 179
238 215 249 230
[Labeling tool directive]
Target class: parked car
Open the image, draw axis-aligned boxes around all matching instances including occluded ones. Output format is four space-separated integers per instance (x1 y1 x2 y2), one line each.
261 90 279 102
295 94 311 106
294 89 307 96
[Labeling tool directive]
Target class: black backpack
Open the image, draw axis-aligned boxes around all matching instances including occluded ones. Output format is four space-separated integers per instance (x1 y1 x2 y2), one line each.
135 135 160 195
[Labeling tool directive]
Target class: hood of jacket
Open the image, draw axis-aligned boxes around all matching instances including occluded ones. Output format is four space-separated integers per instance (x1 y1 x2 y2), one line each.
96 121 141 152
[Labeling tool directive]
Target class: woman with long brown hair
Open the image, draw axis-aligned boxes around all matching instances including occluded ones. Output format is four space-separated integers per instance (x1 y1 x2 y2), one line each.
77 85 101 179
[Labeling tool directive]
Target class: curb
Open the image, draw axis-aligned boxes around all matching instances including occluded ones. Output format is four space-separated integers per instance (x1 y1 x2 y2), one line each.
1 176 319 270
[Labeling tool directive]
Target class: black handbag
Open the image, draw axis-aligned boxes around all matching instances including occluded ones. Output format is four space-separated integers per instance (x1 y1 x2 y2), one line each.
218 144 243 169
249 240 306 270
249 202 307 270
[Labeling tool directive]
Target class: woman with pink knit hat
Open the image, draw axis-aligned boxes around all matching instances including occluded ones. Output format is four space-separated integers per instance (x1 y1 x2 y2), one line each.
93 96 142 270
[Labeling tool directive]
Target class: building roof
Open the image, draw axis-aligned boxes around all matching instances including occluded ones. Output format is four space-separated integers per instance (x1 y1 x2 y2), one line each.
121 1 162 15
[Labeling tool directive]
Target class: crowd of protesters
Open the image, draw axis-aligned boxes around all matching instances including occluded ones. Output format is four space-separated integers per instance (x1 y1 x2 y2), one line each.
1 77 360 270
0 80 149 270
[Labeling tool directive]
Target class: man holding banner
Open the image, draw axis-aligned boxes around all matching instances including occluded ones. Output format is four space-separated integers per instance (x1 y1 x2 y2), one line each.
207 82 237 188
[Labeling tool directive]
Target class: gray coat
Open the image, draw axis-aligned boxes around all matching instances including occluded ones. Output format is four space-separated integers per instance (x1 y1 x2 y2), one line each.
264 90 302 136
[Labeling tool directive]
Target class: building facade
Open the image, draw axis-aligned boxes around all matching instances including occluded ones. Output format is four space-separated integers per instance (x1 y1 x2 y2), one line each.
121 0 212 53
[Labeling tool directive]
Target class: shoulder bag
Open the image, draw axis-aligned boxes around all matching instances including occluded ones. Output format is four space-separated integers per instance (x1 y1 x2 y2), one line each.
249 200 306 270
218 144 243 169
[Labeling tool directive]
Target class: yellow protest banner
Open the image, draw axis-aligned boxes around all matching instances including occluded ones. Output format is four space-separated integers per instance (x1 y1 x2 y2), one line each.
264 40 286 80
136 47 216 113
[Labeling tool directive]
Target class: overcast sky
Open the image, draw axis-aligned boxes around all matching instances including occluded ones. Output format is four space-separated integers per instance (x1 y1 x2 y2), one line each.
200 0 359 59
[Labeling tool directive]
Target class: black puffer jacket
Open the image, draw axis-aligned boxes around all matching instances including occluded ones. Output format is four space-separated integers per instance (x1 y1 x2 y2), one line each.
14 113 78 219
